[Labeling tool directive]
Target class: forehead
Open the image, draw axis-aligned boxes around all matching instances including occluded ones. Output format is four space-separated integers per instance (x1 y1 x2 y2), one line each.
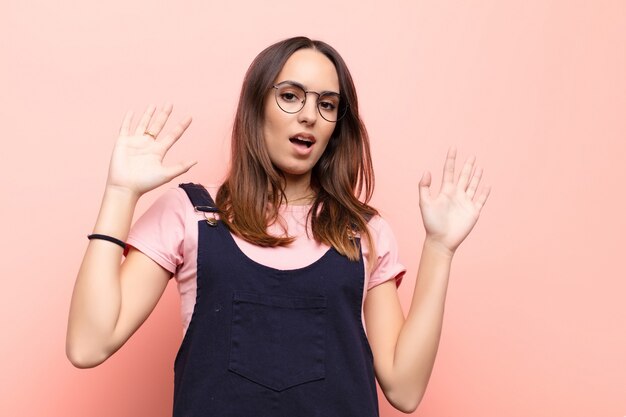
274 49 340 92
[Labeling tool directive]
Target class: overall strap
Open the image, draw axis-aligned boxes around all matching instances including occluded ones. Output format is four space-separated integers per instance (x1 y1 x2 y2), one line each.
178 183 219 213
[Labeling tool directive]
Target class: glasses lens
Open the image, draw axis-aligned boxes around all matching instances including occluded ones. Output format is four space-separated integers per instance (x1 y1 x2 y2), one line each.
317 93 342 122
274 83 305 113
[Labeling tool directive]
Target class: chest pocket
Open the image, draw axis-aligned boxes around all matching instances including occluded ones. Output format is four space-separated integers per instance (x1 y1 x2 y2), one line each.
228 291 327 392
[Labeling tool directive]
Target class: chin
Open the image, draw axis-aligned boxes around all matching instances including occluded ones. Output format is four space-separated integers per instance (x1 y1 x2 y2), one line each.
278 166 314 178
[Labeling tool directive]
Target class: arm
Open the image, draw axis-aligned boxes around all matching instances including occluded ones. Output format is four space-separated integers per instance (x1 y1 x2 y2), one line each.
364 147 491 413
65 104 196 368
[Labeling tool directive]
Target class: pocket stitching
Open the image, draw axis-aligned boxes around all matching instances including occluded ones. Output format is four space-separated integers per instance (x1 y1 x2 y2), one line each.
228 291 327 392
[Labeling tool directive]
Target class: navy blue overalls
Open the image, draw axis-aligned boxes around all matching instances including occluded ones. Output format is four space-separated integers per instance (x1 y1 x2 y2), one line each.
173 183 379 417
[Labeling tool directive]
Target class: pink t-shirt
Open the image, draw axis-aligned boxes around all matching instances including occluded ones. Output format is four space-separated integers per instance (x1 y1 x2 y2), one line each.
127 186 406 337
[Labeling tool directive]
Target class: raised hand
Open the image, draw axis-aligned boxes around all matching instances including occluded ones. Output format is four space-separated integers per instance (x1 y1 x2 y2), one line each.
418 147 491 255
106 104 197 197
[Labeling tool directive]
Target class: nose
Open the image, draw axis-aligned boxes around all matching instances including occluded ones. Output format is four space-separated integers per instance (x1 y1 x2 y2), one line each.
297 92 319 125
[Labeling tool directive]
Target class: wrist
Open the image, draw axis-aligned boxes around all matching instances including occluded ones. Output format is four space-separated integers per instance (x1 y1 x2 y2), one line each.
104 184 142 205
423 236 455 260
92 185 141 239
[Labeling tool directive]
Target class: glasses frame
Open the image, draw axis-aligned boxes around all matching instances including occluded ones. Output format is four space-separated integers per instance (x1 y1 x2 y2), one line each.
271 81 349 123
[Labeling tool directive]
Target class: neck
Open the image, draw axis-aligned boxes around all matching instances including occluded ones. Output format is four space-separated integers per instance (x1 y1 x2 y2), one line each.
282 173 315 205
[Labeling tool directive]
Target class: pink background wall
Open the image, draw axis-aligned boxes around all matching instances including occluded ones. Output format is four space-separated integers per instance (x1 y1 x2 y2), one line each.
2 1 624 416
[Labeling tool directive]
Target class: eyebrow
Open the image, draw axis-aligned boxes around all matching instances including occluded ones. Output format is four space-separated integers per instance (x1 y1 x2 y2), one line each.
280 80 340 96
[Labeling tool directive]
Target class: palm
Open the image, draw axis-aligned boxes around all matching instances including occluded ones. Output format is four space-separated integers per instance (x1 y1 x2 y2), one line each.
106 104 196 196
418 148 491 253
109 132 173 192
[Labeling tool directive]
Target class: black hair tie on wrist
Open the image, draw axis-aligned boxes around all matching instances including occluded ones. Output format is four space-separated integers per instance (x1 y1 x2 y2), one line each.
87 234 127 250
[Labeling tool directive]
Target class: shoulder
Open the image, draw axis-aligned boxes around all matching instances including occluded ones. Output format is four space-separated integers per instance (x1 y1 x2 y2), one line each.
154 183 221 209
145 185 189 211
363 214 406 289
127 187 190 273
366 214 397 242
129 184 209 237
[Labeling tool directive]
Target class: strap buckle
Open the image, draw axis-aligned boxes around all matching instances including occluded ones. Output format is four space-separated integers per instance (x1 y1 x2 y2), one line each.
194 205 219 227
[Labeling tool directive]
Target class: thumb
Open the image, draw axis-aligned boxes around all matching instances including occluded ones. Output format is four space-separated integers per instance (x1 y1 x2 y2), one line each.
418 170 432 205
163 160 198 182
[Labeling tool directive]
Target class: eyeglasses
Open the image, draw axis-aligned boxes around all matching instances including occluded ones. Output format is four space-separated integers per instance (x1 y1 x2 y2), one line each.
272 81 349 122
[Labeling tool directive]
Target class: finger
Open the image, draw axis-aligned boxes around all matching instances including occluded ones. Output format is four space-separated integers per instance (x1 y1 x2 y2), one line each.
418 170 432 205
474 185 491 210
163 160 198 182
441 147 457 188
145 103 173 139
160 116 193 152
466 166 483 199
134 104 157 136
457 155 476 191
120 110 133 136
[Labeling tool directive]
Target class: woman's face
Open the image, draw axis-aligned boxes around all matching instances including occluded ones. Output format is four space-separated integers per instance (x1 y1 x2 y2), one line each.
263 48 339 185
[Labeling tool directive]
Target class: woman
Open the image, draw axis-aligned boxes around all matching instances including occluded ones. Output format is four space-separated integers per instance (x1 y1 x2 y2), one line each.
66 36 490 416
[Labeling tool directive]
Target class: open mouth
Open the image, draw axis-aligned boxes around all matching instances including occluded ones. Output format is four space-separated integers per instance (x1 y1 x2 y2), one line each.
289 136 314 148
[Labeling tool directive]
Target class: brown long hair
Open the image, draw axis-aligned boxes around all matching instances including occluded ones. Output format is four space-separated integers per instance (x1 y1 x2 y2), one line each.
215 36 377 261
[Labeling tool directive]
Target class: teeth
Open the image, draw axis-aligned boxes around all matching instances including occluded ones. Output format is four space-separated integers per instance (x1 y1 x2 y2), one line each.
290 137 313 148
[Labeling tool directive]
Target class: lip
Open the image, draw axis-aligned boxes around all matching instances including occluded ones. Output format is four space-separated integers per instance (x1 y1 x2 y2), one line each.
290 132 317 144
289 132 316 156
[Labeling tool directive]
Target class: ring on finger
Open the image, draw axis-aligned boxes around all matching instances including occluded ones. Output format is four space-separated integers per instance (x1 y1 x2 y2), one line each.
144 130 157 139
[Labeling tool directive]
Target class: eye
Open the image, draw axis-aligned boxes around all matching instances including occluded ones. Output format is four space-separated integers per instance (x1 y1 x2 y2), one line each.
318 101 336 111
280 92 299 102
318 94 340 112
276 84 305 103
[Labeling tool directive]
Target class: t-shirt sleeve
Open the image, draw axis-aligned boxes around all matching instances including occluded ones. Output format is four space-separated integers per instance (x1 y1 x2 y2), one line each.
126 187 187 276
366 216 406 290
